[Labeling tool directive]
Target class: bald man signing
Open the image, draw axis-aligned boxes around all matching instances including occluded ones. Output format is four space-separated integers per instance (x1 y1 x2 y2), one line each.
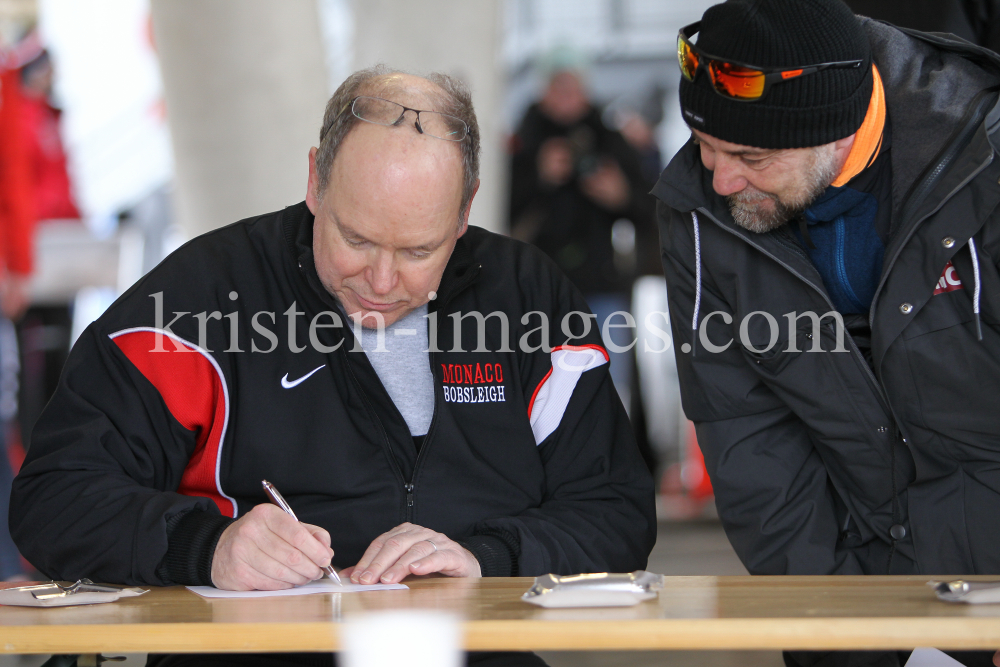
11 67 655 667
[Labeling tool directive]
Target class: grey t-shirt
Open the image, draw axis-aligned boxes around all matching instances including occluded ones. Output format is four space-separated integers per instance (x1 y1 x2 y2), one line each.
356 304 435 437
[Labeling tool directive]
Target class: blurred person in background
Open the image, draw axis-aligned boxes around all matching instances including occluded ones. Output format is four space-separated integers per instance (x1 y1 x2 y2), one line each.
509 52 659 414
18 47 80 223
610 84 667 187
13 36 79 460
617 110 662 185
0 34 39 582
0 31 78 582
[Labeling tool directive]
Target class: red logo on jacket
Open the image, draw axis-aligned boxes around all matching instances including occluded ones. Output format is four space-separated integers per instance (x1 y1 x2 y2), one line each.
441 363 506 404
933 261 963 295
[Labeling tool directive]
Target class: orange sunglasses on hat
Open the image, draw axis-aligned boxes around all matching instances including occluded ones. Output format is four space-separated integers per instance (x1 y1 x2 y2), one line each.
677 21 863 102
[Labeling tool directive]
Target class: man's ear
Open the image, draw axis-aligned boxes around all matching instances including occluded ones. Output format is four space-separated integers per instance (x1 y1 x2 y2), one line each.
306 147 320 214
458 179 481 237
832 132 856 172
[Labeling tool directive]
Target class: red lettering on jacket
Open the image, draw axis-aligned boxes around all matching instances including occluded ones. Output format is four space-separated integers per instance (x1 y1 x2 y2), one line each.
440 362 505 386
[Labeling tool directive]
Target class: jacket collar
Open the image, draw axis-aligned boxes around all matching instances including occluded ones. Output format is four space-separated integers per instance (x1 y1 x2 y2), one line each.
431 232 481 309
864 19 1000 212
281 200 482 311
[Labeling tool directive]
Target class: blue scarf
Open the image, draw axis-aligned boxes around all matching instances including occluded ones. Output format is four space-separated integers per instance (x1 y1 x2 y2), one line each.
793 183 886 314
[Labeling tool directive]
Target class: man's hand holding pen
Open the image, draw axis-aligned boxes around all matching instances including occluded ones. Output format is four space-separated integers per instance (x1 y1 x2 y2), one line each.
209 482 481 591
211 504 335 591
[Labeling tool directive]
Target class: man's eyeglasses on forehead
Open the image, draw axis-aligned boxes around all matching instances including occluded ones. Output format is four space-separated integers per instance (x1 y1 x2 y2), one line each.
678 21 863 102
342 95 469 141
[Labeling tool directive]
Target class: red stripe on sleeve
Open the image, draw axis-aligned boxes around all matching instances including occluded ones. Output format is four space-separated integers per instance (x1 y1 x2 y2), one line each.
111 329 236 517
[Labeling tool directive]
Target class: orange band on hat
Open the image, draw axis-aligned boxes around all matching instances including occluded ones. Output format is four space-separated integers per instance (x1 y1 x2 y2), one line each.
831 64 885 188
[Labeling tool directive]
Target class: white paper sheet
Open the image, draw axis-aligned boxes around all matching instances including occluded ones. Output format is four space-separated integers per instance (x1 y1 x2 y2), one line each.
187 579 408 599
904 648 966 667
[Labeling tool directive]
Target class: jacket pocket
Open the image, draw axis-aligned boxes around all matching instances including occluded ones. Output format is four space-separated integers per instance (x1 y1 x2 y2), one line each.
901 290 974 340
740 314 842 375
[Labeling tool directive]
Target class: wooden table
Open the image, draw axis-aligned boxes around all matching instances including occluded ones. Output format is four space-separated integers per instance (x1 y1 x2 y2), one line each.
1 576 999 654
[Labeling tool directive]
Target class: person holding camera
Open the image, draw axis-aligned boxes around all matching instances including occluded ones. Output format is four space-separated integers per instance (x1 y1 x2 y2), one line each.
509 64 657 404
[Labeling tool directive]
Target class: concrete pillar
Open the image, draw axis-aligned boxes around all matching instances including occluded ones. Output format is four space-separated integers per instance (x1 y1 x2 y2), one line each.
0 0 37 45
150 0 329 239
351 1 507 233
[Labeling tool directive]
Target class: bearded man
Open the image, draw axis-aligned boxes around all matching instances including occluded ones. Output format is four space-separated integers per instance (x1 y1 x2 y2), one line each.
655 0 1000 665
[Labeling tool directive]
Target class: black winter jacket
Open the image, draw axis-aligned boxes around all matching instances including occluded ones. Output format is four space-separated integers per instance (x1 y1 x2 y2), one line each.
10 201 656 586
654 20 1000 576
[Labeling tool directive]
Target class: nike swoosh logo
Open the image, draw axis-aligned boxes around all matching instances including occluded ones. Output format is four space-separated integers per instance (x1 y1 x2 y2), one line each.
281 365 325 389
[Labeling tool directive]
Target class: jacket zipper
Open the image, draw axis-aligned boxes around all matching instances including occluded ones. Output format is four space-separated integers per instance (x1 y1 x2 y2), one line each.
404 350 443 522
336 345 411 515
340 338 443 525
390 266 477 522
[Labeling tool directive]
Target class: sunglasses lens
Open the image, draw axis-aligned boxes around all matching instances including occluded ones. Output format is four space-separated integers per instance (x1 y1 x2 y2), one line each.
677 37 699 81
709 61 766 99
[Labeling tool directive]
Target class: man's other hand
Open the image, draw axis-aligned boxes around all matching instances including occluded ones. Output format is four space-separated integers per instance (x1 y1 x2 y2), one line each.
581 159 630 211
348 522 481 585
211 504 334 591
537 137 574 187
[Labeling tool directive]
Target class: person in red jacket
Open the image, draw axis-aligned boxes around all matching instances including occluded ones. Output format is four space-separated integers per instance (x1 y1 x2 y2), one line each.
0 50 34 582
0 58 34 321
18 49 80 223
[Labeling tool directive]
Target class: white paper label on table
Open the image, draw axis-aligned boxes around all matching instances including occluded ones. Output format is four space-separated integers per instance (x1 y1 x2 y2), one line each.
904 648 965 667
187 580 407 598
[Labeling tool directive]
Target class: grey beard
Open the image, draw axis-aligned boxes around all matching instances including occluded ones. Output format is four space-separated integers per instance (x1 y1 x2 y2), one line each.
726 146 840 234
728 189 803 233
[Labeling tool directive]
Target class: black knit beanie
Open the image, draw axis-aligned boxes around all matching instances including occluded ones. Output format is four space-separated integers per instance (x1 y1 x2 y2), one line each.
679 0 872 149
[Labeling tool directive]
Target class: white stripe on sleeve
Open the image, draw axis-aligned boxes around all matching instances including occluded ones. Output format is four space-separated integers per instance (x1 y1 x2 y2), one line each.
528 345 609 446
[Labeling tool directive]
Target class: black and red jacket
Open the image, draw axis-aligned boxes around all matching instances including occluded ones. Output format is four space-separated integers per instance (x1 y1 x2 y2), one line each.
11 201 656 586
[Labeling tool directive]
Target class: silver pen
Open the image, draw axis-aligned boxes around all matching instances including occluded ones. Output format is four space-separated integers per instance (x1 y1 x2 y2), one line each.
261 479 342 584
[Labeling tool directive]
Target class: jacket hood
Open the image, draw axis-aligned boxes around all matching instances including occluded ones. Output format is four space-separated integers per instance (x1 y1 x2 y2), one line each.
867 19 1000 212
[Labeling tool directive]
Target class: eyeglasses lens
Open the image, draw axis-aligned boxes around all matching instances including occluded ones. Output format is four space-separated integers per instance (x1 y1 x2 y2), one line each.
678 37 699 81
708 61 766 99
417 112 468 141
353 96 406 126
352 96 467 142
